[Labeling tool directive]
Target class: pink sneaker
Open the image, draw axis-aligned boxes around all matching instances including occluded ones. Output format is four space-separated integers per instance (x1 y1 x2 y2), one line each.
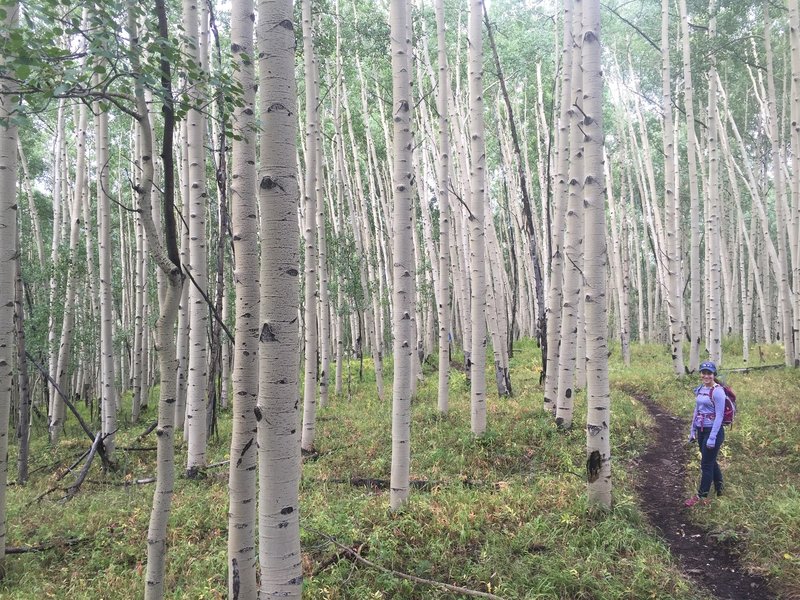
684 495 710 507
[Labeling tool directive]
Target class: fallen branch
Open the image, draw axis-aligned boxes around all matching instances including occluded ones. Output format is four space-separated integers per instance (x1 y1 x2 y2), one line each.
6 537 88 554
118 446 158 452
313 477 489 491
65 432 103 500
723 364 785 373
134 420 159 441
312 541 369 576
25 352 110 470
305 527 507 600
86 477 156 486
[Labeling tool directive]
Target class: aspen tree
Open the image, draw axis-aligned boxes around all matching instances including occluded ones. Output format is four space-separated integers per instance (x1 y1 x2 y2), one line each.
300 0 319 453
435 0 450 413
676 0 701 366
763 0 795 366
51 102 89 443
544 0 573 414
185 0 210 475
484 4 545 369
46 103 66 416
174 121 190 431
555 0 584 429
718 85 774 344
137 0 185 594
0 0 17 572
580 0 610 507
468 0 488 435
662 0 684 375
14 226 31 485
17 143 45 266
94 87 116 462
316 142 331 409
256 0 302 592
789 0 800 359
605 153 630 365
341 73 385 400
227 0 259 593
389 0 414 510
132 203 146 423
706 0 723 364
449 93 473 373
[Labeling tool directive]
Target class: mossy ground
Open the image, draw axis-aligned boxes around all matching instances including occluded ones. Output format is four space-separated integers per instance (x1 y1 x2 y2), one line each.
2 340 798 599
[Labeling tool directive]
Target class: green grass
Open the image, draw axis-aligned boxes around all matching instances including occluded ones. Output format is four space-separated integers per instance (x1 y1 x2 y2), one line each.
2 340 797 598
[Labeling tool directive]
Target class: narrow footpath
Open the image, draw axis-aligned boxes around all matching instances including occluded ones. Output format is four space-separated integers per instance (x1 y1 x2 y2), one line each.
631 391 775 600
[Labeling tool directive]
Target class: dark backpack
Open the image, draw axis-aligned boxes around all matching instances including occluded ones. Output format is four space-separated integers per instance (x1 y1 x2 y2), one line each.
694 383 737 426
715 383 737 426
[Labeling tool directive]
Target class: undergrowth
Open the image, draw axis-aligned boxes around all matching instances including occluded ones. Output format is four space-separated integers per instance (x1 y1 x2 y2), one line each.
2 340 797 598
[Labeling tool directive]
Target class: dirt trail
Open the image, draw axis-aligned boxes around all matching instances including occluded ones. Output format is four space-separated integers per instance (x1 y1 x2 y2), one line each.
631 391 775 600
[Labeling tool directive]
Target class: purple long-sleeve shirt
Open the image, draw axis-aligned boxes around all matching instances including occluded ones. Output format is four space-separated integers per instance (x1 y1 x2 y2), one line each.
691 384 726 445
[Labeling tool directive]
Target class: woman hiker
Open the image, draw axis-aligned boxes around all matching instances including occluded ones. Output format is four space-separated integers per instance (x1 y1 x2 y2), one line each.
685 360 725 507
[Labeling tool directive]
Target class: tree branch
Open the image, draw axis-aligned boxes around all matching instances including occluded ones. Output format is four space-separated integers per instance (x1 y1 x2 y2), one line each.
305 526 508 600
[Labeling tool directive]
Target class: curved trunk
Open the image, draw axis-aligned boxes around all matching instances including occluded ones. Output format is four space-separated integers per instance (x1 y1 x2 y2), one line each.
138 0 184 595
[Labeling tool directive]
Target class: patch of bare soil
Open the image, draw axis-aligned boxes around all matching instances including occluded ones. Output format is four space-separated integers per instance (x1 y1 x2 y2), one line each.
631 391 775 600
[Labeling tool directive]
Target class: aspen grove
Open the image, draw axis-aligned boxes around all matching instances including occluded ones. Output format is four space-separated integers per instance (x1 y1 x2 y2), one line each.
1 0 800 598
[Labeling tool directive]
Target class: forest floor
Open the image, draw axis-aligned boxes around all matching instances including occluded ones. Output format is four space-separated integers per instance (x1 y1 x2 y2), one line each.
2 341 799 599
629 389 774 600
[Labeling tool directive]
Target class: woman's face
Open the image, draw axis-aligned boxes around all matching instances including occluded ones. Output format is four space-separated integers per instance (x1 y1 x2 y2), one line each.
700 369 714 385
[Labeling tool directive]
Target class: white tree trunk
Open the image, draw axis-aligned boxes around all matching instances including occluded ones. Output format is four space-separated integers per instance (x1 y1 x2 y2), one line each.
468 0 488 435
0 2 18 569
435 0 450 414
51 103 89 443
555 0 584 429
227 0 259 594
662 0 684 375
300 0 319 454
544 0 573 414
184 0 210 475
389 0 414 510
94 91 116 462
256 0 302 593
581 0 611 508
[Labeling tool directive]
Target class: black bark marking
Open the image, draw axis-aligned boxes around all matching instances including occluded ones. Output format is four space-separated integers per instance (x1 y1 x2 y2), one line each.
280 506 294 515
260 323 277 342
231 558 240 600
586 450 602 483
236 437 254 467
254 406 263 422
